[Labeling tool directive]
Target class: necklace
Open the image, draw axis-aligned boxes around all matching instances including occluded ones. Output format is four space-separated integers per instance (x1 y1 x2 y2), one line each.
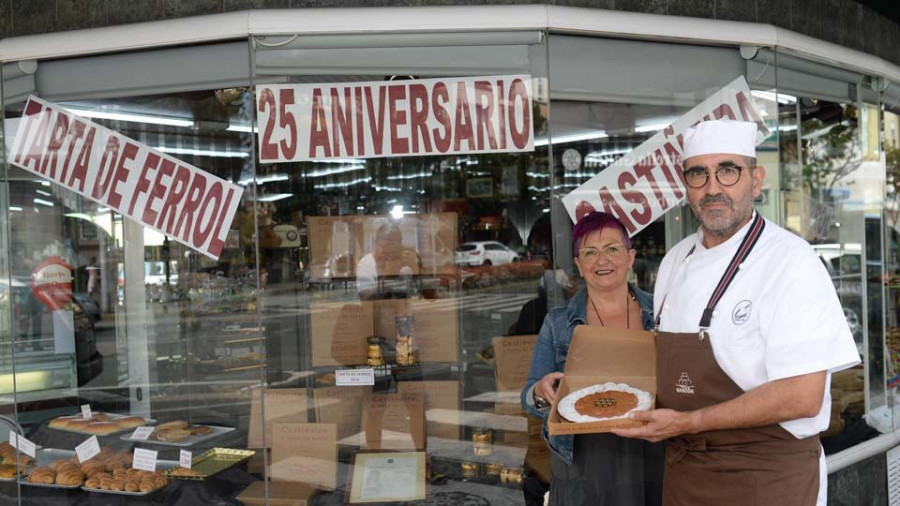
589 291 633 329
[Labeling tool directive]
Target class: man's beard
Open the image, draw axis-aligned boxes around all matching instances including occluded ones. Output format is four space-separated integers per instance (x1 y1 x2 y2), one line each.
692 194 753 238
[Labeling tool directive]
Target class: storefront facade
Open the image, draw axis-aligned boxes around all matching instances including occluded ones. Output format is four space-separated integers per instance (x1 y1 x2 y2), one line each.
0 5 897 504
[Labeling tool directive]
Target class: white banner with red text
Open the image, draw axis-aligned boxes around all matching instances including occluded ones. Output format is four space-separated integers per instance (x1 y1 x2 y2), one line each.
256 75 535 162
7 96 243 260
561 76 769 235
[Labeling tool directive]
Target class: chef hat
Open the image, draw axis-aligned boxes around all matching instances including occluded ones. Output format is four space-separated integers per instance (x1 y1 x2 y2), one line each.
682 120 758 160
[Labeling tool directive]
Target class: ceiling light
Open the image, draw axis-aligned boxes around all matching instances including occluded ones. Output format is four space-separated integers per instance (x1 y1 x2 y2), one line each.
156 146 249 158
257 193 292 202
65 108 194 128
535 130 608 147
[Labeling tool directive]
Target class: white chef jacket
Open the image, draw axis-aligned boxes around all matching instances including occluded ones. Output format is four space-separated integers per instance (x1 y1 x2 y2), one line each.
654 214 861 506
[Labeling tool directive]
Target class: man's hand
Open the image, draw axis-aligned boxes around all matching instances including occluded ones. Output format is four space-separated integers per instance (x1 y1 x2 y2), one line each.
612 409 698 442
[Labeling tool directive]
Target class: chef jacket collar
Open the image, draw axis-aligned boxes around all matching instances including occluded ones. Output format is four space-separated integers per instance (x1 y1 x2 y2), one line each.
693 211 759 258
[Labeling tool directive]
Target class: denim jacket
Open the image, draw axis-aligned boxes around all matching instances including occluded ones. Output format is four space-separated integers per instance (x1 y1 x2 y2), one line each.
520 285 654 465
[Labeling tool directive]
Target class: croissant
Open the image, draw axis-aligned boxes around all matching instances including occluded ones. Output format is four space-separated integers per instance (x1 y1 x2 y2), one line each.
55 469 84 486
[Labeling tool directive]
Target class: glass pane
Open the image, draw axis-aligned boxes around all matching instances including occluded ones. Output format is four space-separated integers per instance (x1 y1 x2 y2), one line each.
779 68 887 452
1 74 262 502
251 33 550 503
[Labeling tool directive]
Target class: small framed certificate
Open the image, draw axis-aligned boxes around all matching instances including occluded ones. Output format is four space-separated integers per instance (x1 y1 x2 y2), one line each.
346 451 427 503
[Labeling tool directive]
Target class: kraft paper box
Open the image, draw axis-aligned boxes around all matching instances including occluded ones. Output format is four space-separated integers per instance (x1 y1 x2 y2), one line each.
313 385 371 440
310 301 374 367
237 481 316 506
361 393 426 451
248 388 309 448
373 299 409 339
397 381 460 440
415 212 457 276
492 335 537 392
271 423 337 490
547 326 656 436
307 216 357 281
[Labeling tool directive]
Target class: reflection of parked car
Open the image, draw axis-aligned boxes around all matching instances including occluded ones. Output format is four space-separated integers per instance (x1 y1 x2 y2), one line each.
813 243 863 339
455 241 520 266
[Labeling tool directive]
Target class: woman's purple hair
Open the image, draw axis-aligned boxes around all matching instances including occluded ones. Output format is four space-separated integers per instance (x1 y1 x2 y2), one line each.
572 211 632 250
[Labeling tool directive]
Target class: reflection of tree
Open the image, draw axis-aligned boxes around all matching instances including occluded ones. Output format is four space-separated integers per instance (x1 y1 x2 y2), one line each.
886 146 900 228
801 117 861 202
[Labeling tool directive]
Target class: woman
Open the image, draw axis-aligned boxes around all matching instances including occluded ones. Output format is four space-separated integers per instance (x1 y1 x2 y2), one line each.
521 211 663 505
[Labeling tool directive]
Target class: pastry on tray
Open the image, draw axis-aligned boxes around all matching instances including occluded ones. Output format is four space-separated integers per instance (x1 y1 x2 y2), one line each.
149 421 213 442
557 382 652 423
168 467 203 477
0 464 22 479
49 413 147 434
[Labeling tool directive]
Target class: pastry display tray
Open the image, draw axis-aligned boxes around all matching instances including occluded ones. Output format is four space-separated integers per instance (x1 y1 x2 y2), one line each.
120 425 234 447
19 449 79 489
163 448 254 480
81 459 177 497
49 414 156 437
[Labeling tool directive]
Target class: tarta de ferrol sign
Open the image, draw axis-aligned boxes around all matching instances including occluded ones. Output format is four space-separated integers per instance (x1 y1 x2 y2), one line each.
561 76 770 236
256 75 534 162
7 96 244 260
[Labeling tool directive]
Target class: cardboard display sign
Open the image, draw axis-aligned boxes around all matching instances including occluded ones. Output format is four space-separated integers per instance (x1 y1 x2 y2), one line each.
409 299 459 363
361 393 426 451
561 76 768 235
310 302 373 367
307 213 457 282
237 481 316 506
492 335 538 392
8 96 243 259
373 299 409 340
397 381 460 440
248 388 309 448
547 327 656 436
257 75 534 162
313 386 371 440
271 423 338 490
306 216 357 280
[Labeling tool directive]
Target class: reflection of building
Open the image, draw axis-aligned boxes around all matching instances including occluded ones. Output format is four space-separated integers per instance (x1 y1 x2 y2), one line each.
0 3 898 504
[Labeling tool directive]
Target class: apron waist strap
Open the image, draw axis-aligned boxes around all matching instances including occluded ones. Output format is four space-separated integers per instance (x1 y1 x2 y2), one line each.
667 436 707 464
666 429 820 464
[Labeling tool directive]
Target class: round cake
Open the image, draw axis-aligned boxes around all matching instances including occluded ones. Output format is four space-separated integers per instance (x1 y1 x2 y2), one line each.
558 382 652 423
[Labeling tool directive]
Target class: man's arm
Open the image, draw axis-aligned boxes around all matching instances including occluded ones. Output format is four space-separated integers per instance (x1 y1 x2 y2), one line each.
612 371 826 442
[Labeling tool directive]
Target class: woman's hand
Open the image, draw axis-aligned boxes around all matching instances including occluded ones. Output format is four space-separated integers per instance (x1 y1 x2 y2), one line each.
535 372 565 403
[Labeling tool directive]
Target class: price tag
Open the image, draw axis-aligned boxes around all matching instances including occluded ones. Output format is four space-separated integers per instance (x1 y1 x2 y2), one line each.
132 448 158 472
81 404 92 420
130 426 154 441
179 450 192 469
75 436 100 463
335 368 375 386
15 434 35 458
7 431 16 449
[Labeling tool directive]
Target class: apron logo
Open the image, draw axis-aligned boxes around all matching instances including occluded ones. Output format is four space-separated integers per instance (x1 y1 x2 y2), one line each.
676 372 695 394
732 300 752 325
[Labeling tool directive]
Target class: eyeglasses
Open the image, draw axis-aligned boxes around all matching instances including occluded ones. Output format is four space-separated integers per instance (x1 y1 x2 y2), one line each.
682 164 745 189
577 244 628 261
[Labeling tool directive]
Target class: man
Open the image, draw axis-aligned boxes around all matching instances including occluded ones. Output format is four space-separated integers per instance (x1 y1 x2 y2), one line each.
613 120 860 506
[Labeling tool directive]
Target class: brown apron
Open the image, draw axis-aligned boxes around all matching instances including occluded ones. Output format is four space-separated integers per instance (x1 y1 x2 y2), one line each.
655 214 820 506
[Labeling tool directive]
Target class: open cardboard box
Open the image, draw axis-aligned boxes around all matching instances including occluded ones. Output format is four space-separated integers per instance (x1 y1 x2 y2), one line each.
547 326 656 435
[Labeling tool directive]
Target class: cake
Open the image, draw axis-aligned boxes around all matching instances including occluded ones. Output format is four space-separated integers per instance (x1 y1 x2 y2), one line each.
557 382 652 423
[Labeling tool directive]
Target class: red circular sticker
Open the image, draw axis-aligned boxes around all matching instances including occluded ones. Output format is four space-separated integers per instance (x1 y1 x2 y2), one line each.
30 256 73 311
